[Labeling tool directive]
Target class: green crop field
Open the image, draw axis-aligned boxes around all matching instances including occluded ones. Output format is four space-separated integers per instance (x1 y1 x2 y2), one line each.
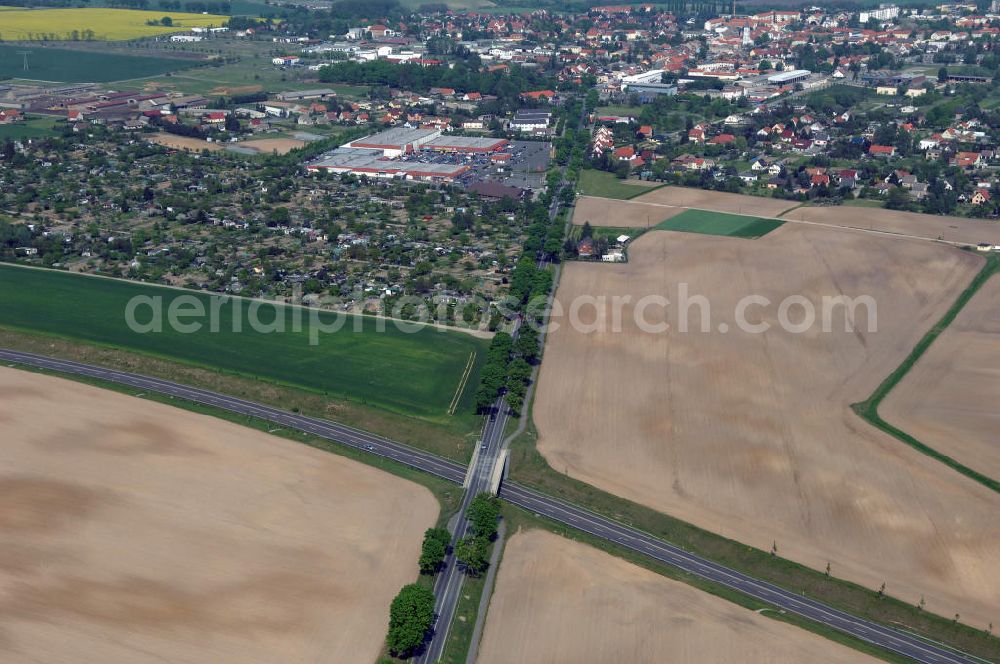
0 44 201 83
0 265 487 421
0 114 60 139
654 209 783 238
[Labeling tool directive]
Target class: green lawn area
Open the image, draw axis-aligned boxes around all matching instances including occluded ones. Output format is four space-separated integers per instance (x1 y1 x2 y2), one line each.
595 104 643 117
654 209 783 238
0 44 201 83
840 199 887 208
568 225 643 242
0 114 60 139
578 169 660 200
126 60 370 98
0 264 487 421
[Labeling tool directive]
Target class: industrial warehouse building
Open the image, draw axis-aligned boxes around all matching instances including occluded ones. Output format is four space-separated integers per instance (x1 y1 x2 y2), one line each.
345 127 441 157
306 127 508 181
306 148 470 180
422 135 508 153
767 69 811 85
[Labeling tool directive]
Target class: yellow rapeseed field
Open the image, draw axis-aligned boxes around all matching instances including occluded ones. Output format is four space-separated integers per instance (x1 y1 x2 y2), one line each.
0 7 229 41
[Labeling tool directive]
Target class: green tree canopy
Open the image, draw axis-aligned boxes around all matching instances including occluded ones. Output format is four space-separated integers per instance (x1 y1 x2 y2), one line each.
386 583 435 656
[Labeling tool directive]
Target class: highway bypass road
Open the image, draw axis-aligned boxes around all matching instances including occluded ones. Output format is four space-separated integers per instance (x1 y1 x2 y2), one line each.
0 347 985 664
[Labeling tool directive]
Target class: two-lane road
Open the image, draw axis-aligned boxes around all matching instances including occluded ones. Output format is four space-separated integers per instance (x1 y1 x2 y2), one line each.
0 348 986 664
0 349 466 484
417 400 510 664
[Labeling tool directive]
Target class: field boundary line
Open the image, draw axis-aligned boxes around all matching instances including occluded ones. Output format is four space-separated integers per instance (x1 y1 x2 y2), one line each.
0 262 492 339
582 194 986 247
449 351 475 416
851 255 1000 494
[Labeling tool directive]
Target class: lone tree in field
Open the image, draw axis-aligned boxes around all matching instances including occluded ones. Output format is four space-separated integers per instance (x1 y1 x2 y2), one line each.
386 584 435 657
418 527 450 575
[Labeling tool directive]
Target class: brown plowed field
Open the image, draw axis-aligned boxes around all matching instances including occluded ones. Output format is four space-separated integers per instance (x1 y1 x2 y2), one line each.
477 530 879 664
0 367 437 663
881 274 1000 481
532 223 1000 627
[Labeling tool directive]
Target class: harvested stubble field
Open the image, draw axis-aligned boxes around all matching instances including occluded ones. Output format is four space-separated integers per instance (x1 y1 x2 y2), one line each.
0 367 437 663
238 137 306 154
147 133 224 152
477 530 877 664
881 274 1000 481
572 195 686 229
632 185 800 217
786 205 1000 247
572 186 797 229
147 134 306 155
533 223 1000 627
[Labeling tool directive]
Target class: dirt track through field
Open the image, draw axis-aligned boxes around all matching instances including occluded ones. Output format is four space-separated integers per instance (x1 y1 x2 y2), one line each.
532 224 1000 627
633 185 800 217
881 274 1000 481
572 195 687 228
579 185 1000 246
787 205 1000 247
477 530 878 664
0 367 437 664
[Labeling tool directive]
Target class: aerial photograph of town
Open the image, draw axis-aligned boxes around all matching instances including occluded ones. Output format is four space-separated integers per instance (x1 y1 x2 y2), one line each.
0 0 998 661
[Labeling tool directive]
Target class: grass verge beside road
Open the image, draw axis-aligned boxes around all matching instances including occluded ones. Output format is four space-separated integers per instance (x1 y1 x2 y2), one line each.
499 507 921 664
852 253 1000 494
506 401 1000 662
1 355 464 527
0 326 480 461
